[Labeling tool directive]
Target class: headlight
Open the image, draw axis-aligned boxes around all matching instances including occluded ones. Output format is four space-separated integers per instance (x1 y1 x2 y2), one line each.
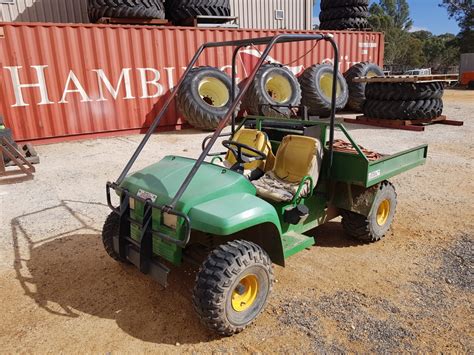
163 212 178 230
129 197 136 210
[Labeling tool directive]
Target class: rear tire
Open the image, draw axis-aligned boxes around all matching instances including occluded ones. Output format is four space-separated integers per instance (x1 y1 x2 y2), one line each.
102 212 128 263
341 181 397 242
193 240 274 336
176 66 238 131
299 64 349 117
88 0 165 23
344 62 384 112
241 64 302 118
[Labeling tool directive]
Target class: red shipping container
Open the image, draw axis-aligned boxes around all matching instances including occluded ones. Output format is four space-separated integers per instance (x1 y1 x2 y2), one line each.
0 23 384 143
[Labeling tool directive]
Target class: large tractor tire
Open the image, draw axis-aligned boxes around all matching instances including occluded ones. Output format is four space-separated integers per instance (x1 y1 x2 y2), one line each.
88 0 165 23
341 181 397 242
344 62 385 112
363 99 443 120
319 17 369 30
193 240 274 336
102 212 129 263
320 0 369 10
319 5 369 22
365 82 444 101
299 64 349 117
177 66 238 131
241 64 302 118
166 0 230 24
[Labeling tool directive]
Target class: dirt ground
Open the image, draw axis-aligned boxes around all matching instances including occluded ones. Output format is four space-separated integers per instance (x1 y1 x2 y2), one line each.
0 89 472 353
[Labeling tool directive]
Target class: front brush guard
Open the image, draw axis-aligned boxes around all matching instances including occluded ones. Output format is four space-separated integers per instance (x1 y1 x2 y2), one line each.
106 182 191 287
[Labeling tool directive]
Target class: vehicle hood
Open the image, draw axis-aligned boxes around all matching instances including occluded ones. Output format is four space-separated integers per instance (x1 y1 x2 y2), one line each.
120 155 257 213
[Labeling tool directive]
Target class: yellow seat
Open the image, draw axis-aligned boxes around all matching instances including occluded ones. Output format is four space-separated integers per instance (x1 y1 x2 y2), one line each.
252 135 323 202
224 128 275 172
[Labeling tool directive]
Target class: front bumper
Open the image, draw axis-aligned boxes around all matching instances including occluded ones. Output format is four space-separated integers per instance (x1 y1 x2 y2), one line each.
106 182 191 287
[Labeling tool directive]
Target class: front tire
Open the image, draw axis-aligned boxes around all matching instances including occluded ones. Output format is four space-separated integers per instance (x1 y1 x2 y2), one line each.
102 212 128 263
341 181 397 242
192 240 274 336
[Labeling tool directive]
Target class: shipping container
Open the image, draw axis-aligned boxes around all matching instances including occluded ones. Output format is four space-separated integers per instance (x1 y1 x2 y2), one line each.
0 22 384 143
1 0 313 30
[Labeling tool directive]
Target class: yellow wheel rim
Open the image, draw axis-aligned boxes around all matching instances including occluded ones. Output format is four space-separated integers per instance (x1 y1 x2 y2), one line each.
376 199 391 226
231 274 259 312
265 74 292 103
198 77 229 107
320 72 342 100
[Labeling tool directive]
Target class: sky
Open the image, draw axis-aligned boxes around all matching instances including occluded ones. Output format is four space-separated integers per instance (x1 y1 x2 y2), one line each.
313 0 460 35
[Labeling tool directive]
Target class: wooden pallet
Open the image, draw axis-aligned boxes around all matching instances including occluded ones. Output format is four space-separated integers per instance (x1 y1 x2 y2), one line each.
344 115 464 132
353 74 459 83
0 137 36 178
96 17 171 26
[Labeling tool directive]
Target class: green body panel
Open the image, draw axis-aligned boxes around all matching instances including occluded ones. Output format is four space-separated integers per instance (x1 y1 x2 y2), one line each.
281 232 315 258
122 156 283 264
329 145 428 187
188 193 281 236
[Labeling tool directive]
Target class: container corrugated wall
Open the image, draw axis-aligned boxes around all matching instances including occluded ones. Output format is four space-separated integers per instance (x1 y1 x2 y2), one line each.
1 0 312 30
0 0 88 23
230 0 313 30
0 22 384 143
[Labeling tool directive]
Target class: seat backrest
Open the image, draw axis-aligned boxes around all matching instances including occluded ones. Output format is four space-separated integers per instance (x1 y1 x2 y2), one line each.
225 128 275 171
273 135 323 183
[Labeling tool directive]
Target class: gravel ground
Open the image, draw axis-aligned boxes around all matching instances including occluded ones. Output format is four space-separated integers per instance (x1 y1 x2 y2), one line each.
0 89 472 353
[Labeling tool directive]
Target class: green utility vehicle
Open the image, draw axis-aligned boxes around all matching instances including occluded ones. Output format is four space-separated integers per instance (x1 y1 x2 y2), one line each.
104 34 428 335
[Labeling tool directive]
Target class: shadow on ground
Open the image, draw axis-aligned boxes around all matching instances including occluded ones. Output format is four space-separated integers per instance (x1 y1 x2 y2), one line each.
11 200 215 345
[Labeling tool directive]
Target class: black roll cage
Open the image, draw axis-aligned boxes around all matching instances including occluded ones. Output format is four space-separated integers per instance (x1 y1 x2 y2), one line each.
112 34 340 211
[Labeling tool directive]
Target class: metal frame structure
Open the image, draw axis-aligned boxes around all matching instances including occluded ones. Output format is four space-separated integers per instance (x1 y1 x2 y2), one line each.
112 33 339 210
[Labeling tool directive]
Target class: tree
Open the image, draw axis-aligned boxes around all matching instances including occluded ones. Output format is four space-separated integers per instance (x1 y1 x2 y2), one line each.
369 0 419 66
412 31 460 70
440 0 474 53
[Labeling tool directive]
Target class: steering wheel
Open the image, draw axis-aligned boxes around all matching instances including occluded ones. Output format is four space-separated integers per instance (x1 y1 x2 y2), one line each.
222 140 267 170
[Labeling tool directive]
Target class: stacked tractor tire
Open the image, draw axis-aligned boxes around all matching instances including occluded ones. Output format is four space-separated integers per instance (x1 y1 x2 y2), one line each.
319 0 370 31
87 0 166 23
364 82 444 120
87 0 230 25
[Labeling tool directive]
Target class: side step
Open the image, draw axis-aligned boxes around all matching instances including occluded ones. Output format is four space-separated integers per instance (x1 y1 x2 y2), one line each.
281 231 315 259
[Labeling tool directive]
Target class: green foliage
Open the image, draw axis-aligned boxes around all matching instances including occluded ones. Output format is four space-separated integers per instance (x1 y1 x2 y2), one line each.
440 0 474 53
369 0 461 69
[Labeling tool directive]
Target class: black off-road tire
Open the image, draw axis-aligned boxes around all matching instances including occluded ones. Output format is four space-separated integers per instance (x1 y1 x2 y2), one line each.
193 240 274 336
365 82 444 101
102 212 128 263
321 0 369 10
341 181 397 242
319 17 369 30
88 0 165 23
299 64 349 117
320 5 369 22
364 99 443 120
467 81 474 90
176 66 238 131
344 62 384 112
241 64 302 118
166 0 230 24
